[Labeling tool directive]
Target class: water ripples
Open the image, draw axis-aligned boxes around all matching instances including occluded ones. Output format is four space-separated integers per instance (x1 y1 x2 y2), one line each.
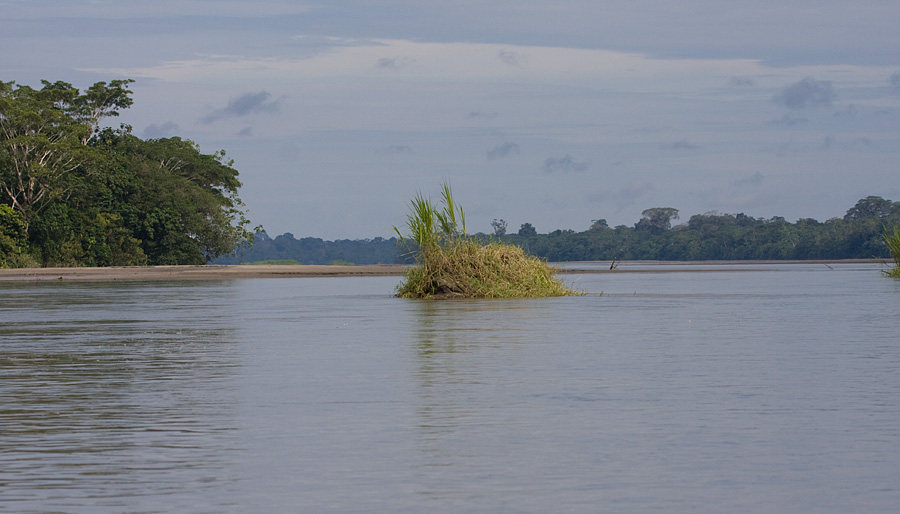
2 268 899 513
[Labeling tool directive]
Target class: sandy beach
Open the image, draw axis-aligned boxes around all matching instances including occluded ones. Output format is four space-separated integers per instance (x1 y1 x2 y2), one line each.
0 264 410 281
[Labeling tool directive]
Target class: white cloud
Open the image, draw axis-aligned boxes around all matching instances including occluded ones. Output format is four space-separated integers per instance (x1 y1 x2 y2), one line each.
4 0 314 19
92 39 766 88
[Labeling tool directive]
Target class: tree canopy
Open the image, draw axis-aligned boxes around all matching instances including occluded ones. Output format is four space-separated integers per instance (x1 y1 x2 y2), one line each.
844 196 895 220
0 79 255 267
498 199 900 262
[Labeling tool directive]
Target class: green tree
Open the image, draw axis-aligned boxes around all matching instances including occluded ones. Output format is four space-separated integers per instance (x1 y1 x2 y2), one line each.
38 79 134 144
589 218 609 230
0 81 94 231
93 128 256 264
1 79 256 267
635 207 679 234
844 196 893 220
0 203 28 267
518 222 537 236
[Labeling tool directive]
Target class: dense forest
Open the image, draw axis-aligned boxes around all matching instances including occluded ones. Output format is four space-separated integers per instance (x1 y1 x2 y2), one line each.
0 79 255 268
501 197 899 262
215 196 900 265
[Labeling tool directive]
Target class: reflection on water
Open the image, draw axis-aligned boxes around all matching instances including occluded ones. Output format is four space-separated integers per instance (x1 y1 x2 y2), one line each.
1 265 900 513
412 300 544 483
1 282 242 513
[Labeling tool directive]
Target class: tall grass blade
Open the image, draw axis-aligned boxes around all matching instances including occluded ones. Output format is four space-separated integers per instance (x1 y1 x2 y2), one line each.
883 225 900 278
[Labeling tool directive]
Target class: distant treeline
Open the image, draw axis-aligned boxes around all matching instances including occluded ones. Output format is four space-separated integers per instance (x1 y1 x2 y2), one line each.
213 234 402 265
215 196 900 265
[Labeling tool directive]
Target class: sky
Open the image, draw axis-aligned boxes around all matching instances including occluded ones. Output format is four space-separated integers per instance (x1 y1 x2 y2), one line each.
2 1 899 239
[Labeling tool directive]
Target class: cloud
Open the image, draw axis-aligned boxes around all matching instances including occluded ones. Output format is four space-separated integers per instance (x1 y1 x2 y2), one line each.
376 57 399 69
770 114 808 126
732 171 763 187
665 140 698 151
586 181 655 212
487 142 520 159
142 121 179 139
383 145 413 154
698 188 765 212
773 76 834 109
697 173 767 211
92 38 777 95
729 76 756 87
237 126 253 137
542 154 590 174
821 134 873 151
498 49 525 66
467 110 499 119
200 91 281 124
6 1 313 20
832 104 857 118
376 56 415 70
890 72 900 89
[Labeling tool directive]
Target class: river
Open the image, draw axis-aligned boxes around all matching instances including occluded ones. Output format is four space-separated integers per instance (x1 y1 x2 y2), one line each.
1 263 898 513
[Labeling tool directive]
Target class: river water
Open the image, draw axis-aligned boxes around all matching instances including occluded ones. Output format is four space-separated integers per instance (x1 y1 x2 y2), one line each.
1 263 898 513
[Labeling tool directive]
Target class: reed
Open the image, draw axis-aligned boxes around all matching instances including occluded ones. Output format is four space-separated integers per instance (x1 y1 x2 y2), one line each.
883 226 900 278
395 183 578 299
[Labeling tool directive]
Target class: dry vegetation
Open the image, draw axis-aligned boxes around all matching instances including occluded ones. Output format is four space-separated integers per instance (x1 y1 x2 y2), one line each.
394 183 578 299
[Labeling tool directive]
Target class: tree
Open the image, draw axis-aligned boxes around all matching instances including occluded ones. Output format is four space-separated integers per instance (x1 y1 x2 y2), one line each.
93 128 257 264
491 218 507 237
0 203 28 267
635 207 679 234
1 78 257 267
38 79 134 144
589 218 608 230
0 81 94 231
844 196 893 220
518 222 537 236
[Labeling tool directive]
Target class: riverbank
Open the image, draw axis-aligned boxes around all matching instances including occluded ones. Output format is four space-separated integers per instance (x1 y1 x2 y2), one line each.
0 260 881 281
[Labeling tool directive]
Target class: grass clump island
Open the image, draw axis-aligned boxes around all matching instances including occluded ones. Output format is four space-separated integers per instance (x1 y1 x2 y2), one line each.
394 183 578 299
883 226 900 278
